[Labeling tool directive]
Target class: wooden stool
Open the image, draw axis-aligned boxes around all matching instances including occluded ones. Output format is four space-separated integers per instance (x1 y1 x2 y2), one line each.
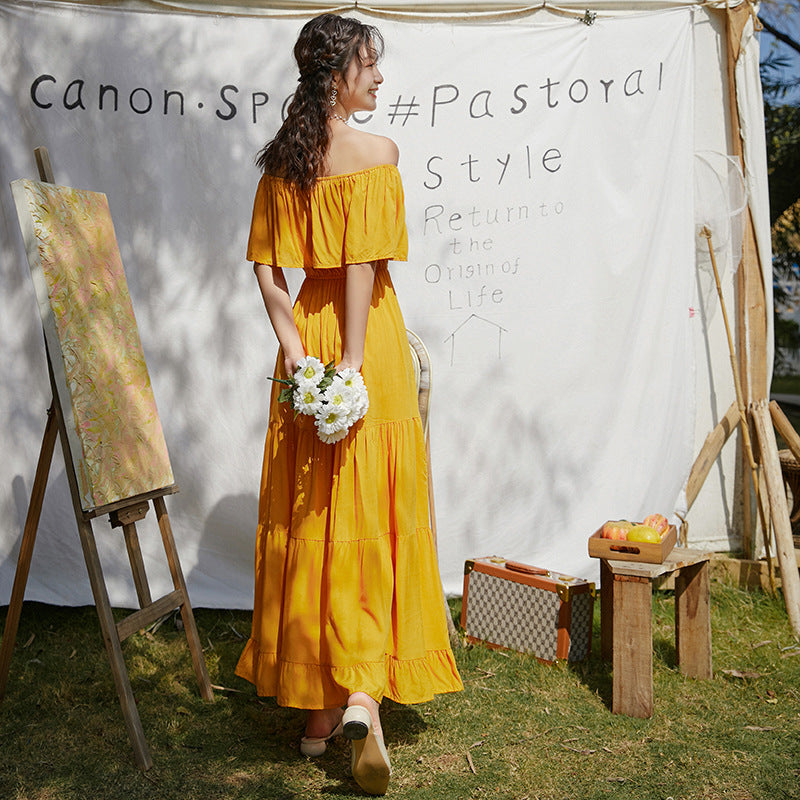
600 548 712 718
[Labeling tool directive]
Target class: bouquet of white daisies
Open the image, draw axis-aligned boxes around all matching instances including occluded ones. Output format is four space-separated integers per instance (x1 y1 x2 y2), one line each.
272 356 369 444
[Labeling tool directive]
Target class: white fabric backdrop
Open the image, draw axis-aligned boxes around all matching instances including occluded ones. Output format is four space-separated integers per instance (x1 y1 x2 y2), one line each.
0 1 695 606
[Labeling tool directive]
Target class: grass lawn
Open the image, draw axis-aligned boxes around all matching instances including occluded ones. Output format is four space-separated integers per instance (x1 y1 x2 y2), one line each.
1 582 799 800
772 375 800 397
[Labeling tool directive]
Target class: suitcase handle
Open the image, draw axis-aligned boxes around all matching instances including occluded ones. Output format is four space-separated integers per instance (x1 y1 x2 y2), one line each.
504 560 548 576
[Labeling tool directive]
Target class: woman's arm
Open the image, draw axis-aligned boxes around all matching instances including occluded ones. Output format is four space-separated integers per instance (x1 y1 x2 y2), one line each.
339 262 377 371
253 262 304 376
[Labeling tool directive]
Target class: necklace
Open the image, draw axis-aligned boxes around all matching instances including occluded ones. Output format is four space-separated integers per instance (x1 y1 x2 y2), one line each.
329 113 349 124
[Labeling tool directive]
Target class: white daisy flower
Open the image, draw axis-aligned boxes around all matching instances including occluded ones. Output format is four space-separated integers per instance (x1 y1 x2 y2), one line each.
337 368 366 393
293 355 325 385
293 383 324 416
316 425 350 444
347 390 369 426
322 377 356 417
315 402 350 436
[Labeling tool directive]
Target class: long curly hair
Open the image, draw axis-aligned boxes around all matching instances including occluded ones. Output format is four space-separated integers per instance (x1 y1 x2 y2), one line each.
256 14 384 191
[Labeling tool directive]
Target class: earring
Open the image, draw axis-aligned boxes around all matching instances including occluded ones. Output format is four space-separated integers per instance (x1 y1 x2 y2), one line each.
329 86 337 106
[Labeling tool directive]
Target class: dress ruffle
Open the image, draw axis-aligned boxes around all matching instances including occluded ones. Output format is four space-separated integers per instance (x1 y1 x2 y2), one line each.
246 165 408 269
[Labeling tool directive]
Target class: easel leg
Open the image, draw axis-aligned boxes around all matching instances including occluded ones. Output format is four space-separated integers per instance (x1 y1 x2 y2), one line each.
76 516 153 770
122 522 153 609
0 404 58 703
153 497 213 701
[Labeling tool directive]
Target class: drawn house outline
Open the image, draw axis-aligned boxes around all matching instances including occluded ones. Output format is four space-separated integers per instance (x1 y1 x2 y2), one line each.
444 313 509 366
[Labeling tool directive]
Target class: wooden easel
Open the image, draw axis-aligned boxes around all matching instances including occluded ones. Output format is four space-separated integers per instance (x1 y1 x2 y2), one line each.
0 147 213 771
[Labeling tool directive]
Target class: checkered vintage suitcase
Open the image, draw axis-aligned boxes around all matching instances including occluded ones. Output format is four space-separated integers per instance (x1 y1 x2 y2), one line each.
461 557 595 663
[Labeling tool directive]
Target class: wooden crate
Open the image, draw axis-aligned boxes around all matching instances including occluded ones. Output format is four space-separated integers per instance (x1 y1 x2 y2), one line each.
588 524 677 564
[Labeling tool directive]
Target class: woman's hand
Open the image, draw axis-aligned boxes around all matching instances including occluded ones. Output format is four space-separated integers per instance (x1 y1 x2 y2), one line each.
284 351 304 377
335 355 363 372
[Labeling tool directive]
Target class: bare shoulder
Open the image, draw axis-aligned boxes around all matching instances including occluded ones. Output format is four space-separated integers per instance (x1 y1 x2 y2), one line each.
364 133 399 167
326 128 400 174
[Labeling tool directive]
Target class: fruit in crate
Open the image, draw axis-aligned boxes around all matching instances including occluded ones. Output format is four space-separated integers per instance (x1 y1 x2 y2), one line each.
626 525 662 543
642 513 669 536
601 520 633 540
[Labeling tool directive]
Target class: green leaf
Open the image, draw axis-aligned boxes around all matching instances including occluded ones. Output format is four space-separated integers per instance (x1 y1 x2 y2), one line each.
323 361 336 386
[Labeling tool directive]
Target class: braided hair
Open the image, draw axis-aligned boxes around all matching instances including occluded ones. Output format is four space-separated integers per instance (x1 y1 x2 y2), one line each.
256 14 384 191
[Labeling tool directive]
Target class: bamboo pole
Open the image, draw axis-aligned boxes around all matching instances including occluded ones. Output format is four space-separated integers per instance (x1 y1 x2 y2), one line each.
700 227 774 583
726 5 769 556
752 401 800 635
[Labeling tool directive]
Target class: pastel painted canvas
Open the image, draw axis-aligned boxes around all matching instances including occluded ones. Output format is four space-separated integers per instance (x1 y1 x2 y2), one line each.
12 179 174 512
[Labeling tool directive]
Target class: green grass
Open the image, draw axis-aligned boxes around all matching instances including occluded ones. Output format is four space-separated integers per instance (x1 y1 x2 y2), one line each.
1 583 799 800
771 374 800 396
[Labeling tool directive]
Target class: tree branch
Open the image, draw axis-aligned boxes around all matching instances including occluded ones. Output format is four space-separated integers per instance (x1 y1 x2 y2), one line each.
759 16 800 57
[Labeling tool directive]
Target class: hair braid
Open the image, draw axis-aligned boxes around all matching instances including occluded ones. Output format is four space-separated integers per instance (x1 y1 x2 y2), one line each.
256 14 384 191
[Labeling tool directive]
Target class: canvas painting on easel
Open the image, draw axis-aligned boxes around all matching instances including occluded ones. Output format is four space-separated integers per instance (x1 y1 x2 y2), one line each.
11 179 174 512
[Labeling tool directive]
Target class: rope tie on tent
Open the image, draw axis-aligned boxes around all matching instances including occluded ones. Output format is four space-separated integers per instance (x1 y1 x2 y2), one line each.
675 511 688 547
726 0 763 34
744 0 763 32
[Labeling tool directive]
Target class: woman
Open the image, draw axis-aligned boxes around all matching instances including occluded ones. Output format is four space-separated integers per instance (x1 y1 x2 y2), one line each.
235 14 463 795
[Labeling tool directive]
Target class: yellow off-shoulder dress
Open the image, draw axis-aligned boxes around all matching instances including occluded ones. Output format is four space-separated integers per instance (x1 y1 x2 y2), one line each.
235 164 463 709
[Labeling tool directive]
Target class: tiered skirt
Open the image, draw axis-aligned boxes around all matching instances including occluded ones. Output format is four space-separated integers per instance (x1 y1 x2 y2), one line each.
235 263 463 708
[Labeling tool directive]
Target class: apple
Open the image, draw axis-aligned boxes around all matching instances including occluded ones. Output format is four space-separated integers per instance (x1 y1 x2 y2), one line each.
642 513 669 537
602 520 633 540
627 525 661 543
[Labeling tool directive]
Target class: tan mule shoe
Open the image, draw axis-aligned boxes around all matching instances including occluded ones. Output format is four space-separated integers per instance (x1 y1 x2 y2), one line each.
342 705 391 795
300 720 343 757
